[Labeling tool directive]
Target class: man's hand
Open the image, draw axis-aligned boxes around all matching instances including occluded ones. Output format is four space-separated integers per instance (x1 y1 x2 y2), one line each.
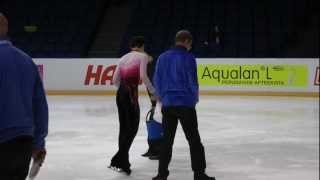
32 149 47 166
28 149 46 179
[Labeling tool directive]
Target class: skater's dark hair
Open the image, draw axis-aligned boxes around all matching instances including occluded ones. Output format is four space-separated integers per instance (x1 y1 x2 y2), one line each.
130 36 145 48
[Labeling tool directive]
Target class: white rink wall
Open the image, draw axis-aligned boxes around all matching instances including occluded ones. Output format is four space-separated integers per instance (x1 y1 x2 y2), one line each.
33 58 320 96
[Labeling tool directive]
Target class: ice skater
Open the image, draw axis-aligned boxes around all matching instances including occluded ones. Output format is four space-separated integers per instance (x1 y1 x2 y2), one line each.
0 13 48 180
110 36 157 175
152 30 215 180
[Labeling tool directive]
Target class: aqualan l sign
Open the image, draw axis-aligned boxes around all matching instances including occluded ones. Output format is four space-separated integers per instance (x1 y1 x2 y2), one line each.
84 65 116 86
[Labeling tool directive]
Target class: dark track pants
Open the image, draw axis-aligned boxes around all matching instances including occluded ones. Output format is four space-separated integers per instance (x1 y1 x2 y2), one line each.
0 136 33 180
111 86 140 168
158 107 206 177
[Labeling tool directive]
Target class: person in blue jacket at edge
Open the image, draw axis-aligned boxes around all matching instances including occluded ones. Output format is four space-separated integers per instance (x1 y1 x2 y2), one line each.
152 30 215 180
0 13 48 180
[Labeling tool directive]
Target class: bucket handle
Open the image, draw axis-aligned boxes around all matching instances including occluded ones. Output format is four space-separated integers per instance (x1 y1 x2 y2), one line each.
146 108 155 123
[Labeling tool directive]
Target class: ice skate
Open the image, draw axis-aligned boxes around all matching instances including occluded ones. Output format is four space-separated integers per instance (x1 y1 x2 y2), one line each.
109 159 131 175
194 173 216 180
108 165 131 175
152 174 167 180
141 149 153 157
148 153 160 160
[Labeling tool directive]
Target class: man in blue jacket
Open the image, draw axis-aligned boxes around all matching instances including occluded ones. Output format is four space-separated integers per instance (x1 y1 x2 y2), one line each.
0 13 48 180
152 30 215 180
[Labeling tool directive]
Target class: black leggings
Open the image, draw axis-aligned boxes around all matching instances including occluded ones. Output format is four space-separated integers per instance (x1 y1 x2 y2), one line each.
0 136 33 180
111 85 140 168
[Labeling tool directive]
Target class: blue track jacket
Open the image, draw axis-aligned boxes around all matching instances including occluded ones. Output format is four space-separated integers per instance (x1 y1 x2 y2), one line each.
0 40 48 149
153 45 199 107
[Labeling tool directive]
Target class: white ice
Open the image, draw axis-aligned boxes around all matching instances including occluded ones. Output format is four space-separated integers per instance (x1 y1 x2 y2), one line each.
34 95 319 180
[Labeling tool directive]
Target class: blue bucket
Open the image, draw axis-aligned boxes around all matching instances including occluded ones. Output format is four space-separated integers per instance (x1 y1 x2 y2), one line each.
146 110 163 140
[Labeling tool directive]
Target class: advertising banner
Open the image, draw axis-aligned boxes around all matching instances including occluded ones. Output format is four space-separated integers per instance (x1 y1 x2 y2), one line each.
33 58 319 96
198 64 308 88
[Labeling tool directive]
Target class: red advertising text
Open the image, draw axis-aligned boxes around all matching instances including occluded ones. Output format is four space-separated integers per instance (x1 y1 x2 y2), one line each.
315 67 319 85
37 64 44 80
84 65 116 85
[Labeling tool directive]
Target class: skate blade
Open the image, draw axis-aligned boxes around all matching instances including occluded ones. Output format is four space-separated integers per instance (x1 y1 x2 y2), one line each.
108 166 125 173
108 166 131 176
108 166 122 172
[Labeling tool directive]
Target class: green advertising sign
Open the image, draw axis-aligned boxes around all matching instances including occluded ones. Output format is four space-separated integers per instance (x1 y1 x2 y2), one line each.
198 64 308 87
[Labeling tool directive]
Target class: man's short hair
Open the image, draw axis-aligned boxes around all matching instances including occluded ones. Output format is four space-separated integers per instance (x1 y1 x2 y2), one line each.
175 30 193 43
0 12 9 36
130 36 145 48
0 12 8 25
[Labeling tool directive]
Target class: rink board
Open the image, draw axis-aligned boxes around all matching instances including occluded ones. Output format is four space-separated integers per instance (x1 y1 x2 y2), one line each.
33 58 320 97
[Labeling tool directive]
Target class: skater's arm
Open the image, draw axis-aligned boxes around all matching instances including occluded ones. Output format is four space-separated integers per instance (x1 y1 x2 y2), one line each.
153 55 163 100
147 89 157 107
140 55 156 95
112 61 121 88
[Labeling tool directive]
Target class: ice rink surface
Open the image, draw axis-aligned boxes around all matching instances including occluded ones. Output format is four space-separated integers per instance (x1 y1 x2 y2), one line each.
35 95 319 180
